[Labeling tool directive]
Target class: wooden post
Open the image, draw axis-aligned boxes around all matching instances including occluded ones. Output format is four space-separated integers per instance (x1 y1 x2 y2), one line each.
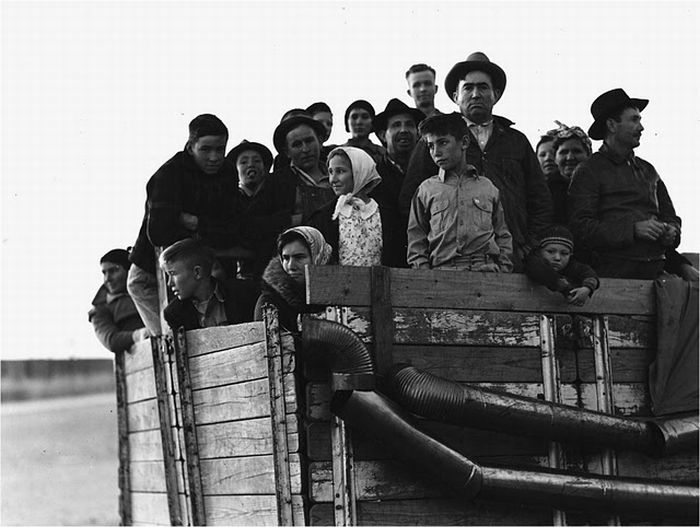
173 328 206 525
263 304 294 526
114 350 132 526
370 266 393 376
151 336 183 526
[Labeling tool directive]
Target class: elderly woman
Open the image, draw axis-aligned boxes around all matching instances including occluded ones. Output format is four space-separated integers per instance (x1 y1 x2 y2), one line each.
254 226 332 332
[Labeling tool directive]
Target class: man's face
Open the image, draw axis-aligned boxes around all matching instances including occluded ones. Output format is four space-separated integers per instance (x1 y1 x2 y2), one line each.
163 260 201 300
423 132 467 172
285 125 321 172
280 240 311 285
347 108 372 139
539 242 571 272
101 262 128 295
537 141 558 177
555 138 589 179
312 112 333 143
406 70 437 109
453 71 500 123
384 114 418 157
609 107 644 150
189 135 227 174
236 149 266 191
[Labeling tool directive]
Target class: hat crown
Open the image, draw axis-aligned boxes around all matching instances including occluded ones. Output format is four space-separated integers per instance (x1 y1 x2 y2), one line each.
385 98 412 113
590 88 632 120
465 51 491 63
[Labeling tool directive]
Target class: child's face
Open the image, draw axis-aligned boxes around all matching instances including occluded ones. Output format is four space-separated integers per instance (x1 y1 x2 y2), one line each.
236 149 266 190
423 132 467 172
539 242 571 272
163 260 202 300
328 155 354 196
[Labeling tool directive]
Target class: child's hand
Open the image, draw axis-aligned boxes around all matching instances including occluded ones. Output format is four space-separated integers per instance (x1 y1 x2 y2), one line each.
567 287 591 306
477 263 500 272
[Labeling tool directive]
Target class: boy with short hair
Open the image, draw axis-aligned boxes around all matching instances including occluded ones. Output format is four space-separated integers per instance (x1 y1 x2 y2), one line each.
159 239 258 331
407 113 512 271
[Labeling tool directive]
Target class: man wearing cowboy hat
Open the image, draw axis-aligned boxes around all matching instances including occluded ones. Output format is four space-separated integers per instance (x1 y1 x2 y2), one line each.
399 52 552 271
568 88 683 280
374 98 425 175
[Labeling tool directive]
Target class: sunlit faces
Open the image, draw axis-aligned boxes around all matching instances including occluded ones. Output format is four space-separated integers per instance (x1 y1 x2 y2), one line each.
163 260 203 300
285 125 321 172
537 141 558 177
423 132 468 172
347 108 373 139
539 242 571 272
385 114 418 156
328 154 354 196
453 71 500 124
235 149 266 191
280 240 311 285
101 261 128 295
406 70 437 108
555 138 589 179
189 135 227 175
311 111 333 143
608 107 644 150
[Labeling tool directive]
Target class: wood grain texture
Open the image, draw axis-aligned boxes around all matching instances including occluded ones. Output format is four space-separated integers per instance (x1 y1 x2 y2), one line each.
187 341 268 389
130 491 171 526
199 454 302 495
125 367 157 403
184 322 266 357
129 429 163 462
204 494 305 526
124 338 154 374
127 398 160 432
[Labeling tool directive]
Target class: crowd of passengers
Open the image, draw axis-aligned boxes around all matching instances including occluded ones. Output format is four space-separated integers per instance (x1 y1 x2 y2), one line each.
90 51 698 353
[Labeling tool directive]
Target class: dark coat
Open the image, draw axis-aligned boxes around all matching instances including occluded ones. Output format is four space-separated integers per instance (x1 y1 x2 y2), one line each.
164 278 259 332
272 164 336 227
88 286 145 353
547 171 569 225
525 253 599 295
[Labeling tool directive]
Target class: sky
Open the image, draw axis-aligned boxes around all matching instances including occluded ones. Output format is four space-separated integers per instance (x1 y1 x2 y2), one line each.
2 0 699 360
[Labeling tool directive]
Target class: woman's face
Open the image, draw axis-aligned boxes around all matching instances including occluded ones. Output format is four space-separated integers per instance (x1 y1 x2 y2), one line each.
328 155 354 196
348 108 372 139
281 240 311 285
536 141 557 177
556 138 589 179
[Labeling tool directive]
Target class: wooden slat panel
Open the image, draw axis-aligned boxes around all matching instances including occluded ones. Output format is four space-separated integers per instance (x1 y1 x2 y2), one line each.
204 494 305 526
196 415 299 459
306 266 655 315
127 398 160 432
130 461 167 492
571 347 654 383
192 373 297 425
185 322 265 357
130 491 170 526
188 341 269 389
125 339 154 374
556 314 654 349
129 429 163 462
200 454 302 495
125 367 156 403
310 498 551 526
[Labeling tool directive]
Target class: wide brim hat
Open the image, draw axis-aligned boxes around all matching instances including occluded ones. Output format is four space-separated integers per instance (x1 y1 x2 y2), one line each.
444 51 507 99
273 115 327 154
373 98 426 133
226 140 273 171
587 88 649 140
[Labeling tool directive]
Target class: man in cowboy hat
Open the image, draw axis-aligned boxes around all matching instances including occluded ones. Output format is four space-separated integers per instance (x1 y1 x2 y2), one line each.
568 88 684 280
399 52 552 271
374 98 425 175
272 114 335 227
405 63 441 118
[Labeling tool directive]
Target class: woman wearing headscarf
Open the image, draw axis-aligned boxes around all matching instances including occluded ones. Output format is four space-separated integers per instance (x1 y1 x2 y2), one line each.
254 226 332 332
309 146 405 267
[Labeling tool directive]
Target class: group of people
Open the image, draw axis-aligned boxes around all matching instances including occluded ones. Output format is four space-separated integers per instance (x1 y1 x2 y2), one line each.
89 51 697 354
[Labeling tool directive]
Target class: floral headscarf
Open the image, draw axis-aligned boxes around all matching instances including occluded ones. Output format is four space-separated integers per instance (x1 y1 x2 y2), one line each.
328 146 382 220
546 120 593 155
279 226 333 265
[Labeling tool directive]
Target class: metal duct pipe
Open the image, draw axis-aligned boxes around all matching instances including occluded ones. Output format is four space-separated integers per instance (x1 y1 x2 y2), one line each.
332 390 699 517
302 317 375 391
654 414 700 456
387 365 698 457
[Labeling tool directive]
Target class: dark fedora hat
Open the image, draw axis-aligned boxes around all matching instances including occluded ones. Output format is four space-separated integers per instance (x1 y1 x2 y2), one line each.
226 140 273 171
444 51 507 99
587 88 649 140
373 98 426 133
272 115 327 154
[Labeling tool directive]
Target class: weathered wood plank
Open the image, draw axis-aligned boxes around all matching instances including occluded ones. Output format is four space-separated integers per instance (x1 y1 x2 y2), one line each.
188 341 269 389
309 498 551 526
306 266 655 315
129 429 163 462
130 491 171 526
555 314 654 349
125 367 156 403
185 322 265 357
192 373 297 425
126 398 159 432
570 347 654 383
125 338 154 374
204 494 305 526
200 454 302 495
196 415 299 459
130 461 167 493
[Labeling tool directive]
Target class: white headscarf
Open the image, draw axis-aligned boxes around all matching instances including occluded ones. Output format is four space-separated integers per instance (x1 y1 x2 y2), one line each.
329 146 382 220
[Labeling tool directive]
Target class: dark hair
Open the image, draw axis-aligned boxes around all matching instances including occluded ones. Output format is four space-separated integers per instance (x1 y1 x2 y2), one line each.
159 239 215 273
100 248 130 270
418 113 468 141
405 63 436 79
187 114 228 148
535 135 555 151
277 231 310 257
306 102 332 116
344 100 375 132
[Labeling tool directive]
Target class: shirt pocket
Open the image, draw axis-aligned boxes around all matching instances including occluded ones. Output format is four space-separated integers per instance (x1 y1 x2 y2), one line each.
429 199 450 234
471 196 493 231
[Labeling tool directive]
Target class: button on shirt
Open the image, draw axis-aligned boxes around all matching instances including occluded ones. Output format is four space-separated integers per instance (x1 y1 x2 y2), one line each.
466 119 493 152
407 166 513 270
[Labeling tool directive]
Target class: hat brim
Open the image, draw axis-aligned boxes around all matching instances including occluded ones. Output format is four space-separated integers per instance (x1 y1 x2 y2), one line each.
227 142 273 171
444 60 507 99
273 116 327 154
373 107 426 133
587 98 648 140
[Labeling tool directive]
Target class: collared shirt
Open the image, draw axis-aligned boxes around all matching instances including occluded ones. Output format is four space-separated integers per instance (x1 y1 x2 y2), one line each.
191 282 228 328
465 118 494 152
407 165 513 270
